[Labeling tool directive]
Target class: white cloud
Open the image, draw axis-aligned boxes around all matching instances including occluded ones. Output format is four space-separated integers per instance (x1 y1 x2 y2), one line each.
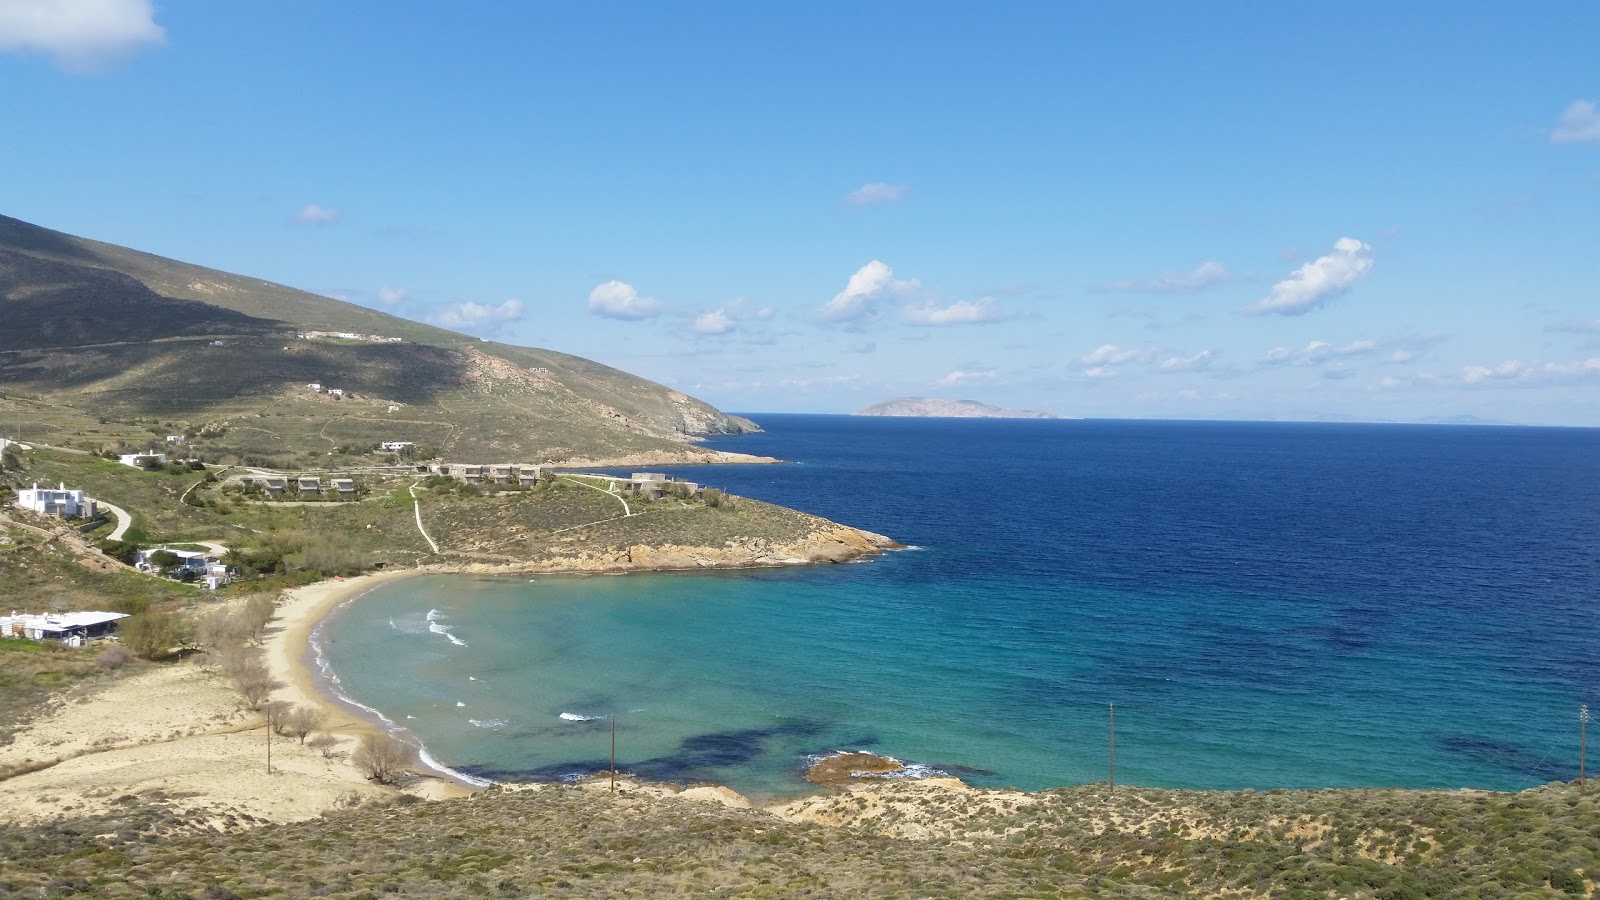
375 285 406 306
902 297 1002 326
291 203 341 226
936 369 996 386
1096 261 1232 294
0 0 163 72
1158 349 1215 372
587 280 663 320
1261 335 1438 367
844 182 909 207
816 260 919 324
1081 344 1152 366
1551 100 1600 144
1461 357 1600 385
1244 237 1374 315
692 309 735 335
428 298 524 333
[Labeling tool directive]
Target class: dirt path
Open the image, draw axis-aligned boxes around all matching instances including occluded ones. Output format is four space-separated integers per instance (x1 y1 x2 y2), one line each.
408 481 440 553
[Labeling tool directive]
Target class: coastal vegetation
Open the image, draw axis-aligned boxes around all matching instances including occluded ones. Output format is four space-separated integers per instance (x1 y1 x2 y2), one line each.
0 778 1594 898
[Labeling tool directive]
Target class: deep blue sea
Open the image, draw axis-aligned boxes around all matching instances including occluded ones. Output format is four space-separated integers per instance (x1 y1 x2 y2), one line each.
319 416 1600 799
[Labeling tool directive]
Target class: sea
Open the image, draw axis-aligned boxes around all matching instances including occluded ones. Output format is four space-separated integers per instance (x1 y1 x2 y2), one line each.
317 415 1600 799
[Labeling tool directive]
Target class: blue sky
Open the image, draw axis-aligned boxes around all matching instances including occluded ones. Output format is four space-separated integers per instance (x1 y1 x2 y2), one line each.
3 2 1598 424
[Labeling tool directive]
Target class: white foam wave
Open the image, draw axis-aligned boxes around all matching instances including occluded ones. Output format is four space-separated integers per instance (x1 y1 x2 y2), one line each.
807 749 947 781
456 701 466 707
469 718 508 729
426 608 468 647
311 586 491 789
560 712 605 722
415 744 493 788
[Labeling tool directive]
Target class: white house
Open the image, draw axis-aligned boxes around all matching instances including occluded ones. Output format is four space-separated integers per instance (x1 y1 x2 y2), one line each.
134 547 211 576
165 435 185 443
328 388 345 398
0 611 129 646
15 483 96 518
380 441 414 452
308 382 324 392
119 452 167 468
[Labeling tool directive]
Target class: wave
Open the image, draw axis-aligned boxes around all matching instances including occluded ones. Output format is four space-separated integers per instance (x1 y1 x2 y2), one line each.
469 718 508 729
310 587 492 788
805 749 948 781
559 712 606 722
426 608 468 647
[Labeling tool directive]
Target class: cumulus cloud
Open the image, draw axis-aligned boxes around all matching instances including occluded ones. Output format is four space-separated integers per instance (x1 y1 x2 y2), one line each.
0 0 164 72
375 285 406 306
844 182 909 207
1095 261 1232 294
587 280 663 320
291 203 341 226
816 260 919 324
1261 335 1439 367
692 308 735 335
1461 357 1600 385
428 299 524 333
902 297 1002 326
1158 349 1215 372
1081 344 1153 366
1244 237 1374 315
936 369 996 386
1551 100 1600 144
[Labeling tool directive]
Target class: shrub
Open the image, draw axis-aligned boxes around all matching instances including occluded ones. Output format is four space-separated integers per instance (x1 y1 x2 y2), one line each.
95 645 133 670
117 612 188 661
285 706 326 744
308 733 341 759
351 734 411 784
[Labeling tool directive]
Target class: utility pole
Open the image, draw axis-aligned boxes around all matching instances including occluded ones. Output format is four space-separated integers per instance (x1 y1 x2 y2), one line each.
1582 704 1589 796
610 713 617 794
265 719 272 775
1109 703 1115 794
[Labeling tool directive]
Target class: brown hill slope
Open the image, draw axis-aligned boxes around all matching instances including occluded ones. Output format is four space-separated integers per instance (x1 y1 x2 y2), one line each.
0 215 756 465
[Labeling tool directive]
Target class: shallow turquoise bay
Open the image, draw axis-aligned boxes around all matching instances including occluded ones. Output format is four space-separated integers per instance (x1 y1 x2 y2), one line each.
318 416 1600 798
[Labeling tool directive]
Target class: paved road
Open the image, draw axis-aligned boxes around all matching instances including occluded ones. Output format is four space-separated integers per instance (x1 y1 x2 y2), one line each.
97 500 133 541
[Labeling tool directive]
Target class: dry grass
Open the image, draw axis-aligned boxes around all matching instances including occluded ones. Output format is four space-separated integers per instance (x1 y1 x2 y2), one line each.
0 778 1596 898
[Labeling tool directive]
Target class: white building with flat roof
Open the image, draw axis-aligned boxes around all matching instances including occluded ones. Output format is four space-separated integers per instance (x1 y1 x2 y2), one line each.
0 611 129 646
119 452 167 468
15 482 95 518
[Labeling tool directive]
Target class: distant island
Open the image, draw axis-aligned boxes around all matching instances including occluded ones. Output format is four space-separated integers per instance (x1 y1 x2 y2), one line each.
855 398 1061 419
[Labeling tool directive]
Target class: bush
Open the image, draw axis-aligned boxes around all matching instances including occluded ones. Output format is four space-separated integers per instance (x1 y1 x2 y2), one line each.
98 540 141 565
117 612 189 661
351 733 411 784
95 645 133 670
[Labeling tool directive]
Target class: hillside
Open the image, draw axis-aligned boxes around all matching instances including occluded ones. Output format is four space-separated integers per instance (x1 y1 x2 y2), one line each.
0 215 756 466
1 778 1593 898
856 397 1060 419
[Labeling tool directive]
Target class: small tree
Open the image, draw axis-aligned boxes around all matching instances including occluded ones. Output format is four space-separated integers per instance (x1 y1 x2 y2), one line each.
227 654 281 710
241 594 276 645
98 540 141 566
351 733 411 785
284 706 326 744
261 700 294 735
118 612 181 661
148 549 181 575
0 446 20 471
308 733 341 759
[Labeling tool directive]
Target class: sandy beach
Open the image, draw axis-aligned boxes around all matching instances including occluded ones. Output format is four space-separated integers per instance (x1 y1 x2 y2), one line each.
0 570 468 827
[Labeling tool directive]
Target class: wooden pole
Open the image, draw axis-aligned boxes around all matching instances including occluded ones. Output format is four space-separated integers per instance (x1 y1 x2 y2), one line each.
1581 704 1589 796
610 713 617 794
265 719 271 775
1109 703 1115 793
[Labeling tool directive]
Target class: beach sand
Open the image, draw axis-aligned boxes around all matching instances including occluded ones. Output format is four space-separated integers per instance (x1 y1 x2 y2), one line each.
0 571 468 827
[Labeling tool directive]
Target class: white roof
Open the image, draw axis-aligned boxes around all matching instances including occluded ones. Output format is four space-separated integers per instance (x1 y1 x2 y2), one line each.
2 611 129 632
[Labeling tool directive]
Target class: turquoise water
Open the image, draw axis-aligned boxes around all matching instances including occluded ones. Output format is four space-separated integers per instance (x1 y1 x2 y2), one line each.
319 417 1600 798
